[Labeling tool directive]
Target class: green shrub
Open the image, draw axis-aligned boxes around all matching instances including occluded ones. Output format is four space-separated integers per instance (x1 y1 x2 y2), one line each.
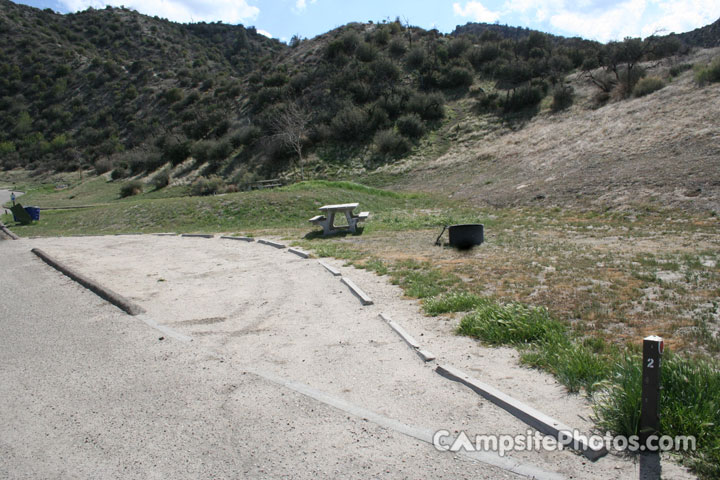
162 140 191 166
372 26 390 46
119 180 142 197
371 57 400 83
467 44 501 70
94 157 113 174
551 85 574 111
407 92 445 121
695 57 720 86
388 38 407 57
633 76 665 97
669 63 692 77
373 129 409 157
190 175 224 196
152 168 170 190
406 46 426 70
442 66 474 89
395 113 425 139
231 125 261 148
263 72 288 87
191 139 231 164
476 92 499 112
447 37 471 58
110 166 128 180
330 105 368 140
355 42 377 62
500 86 544 113
164 87 183 104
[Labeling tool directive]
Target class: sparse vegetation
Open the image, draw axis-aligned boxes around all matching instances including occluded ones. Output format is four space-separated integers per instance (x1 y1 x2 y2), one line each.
695 57 720 85
119 179 142 198
633 76 665 97
151 168 170 190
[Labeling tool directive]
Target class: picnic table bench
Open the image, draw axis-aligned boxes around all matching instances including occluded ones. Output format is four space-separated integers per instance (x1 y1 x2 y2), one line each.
309 203 368 236
252 179 283 189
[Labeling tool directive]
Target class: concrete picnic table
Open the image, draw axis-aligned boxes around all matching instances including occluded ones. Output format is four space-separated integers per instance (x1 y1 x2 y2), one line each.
309 203 369 236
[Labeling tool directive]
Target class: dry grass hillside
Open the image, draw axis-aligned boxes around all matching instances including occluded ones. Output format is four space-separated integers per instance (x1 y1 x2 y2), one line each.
391 47 720 214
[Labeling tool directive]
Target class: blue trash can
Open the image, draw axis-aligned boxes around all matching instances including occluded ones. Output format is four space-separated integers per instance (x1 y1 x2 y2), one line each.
24 206 40 221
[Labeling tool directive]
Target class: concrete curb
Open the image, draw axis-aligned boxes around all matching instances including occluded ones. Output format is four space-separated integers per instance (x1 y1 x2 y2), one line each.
220 235 254 242
416 349 436 362
379 313 436 363
379 313 420 348
249 367 563 480
0 221 19 240
318 260 341 276
181 233 214 239
31 248 146 316
435 364 607 461
258 239 286 249
154 233 178 237
341 277 373 305
288 248 309 259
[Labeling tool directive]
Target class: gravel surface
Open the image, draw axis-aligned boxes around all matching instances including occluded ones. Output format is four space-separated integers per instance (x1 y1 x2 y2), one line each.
2 235 696 479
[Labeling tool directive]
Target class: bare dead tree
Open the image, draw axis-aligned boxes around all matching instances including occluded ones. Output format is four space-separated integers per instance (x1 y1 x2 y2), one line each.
270 102 311 179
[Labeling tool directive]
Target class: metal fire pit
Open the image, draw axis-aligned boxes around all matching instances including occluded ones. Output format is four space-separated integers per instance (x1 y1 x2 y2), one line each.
435 223 484 249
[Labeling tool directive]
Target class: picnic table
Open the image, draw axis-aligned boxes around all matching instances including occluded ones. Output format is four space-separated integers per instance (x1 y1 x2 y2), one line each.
309 203 368 236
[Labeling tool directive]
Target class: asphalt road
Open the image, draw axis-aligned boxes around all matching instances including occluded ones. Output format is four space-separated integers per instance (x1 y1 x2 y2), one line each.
0 241 523 479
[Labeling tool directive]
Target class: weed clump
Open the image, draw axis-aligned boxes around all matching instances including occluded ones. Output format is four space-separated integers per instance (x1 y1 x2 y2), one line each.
633 77 665 97
423 292 489 316
695 57 720 86
190 175 225 196
551 85 574 111
373 129 410 158
458 301 563 344
151 168 170 190
119 180 142 198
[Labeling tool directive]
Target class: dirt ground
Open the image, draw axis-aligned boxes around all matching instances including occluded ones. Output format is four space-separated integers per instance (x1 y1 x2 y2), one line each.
17 233 697 479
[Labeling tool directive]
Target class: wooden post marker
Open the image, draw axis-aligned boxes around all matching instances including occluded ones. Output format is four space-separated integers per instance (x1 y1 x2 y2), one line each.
640 335 664 445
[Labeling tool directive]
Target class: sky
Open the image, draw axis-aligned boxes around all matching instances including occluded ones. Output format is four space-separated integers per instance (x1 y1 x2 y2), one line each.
13 0 720 44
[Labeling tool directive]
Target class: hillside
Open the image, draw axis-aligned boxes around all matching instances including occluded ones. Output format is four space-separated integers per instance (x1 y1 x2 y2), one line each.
387 47 720 213
1 0 719 212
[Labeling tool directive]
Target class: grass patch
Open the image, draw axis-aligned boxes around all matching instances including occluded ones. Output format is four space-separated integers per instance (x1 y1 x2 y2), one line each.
390 260 460 298
361 258 389 275
454 294 719 476
4 180 441 237
457 301 564 345
283 180 411 199
423 291 490 315
595 352 720 478
521 338 614 394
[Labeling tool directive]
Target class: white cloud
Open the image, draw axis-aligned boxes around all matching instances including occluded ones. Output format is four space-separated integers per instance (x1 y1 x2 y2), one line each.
642 0 720 36
549 0 649 41
257 29 273 38
499 0 720 42
59 0 260 24
453 1 501 23
295 0 317 12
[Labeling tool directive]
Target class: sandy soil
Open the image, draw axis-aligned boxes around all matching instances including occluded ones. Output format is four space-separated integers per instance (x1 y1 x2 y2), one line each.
20 234 695 479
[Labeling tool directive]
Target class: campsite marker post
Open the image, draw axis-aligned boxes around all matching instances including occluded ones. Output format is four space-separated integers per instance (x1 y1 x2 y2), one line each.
640 335 663 446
